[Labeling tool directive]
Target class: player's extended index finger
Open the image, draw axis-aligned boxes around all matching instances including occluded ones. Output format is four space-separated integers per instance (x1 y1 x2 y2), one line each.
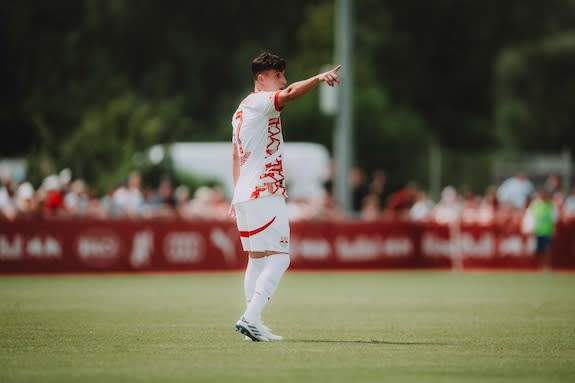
332 65 342 73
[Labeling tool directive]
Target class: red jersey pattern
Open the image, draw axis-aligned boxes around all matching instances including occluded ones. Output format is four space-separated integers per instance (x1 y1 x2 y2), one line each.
250 157 286 199
266 117 281 157
231 91 287 204
234 110 252 166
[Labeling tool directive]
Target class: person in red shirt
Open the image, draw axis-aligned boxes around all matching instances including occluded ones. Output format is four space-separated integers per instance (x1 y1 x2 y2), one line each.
42 175 65 217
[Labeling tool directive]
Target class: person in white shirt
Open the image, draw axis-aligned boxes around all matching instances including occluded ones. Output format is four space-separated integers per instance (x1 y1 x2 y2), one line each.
496 171 534 210
231 52 341 341
0 183 16 220
64 179 89 216
112 171 144 217
564 186 575 218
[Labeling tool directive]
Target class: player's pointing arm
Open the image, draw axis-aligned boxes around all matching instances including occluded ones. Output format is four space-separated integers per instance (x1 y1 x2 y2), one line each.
276 65 342 109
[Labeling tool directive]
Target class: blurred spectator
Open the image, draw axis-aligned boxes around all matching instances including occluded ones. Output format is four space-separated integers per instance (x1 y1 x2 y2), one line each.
432 186 461 224
0 180 16 220
321 160 336 201
385 181 418 219
313 190 345 221
64 179 89 217
146 177 178 218
152 178 177 207
369 169 387 208
15 182 39 218
524 186 559 269
460 192 481 224
476 186 498 225
81 188 104 218
210 186 231 219
287 197 314 221
496 200 523 229
496 171 534 209
112 171 144 218
174 185 192 217
42 175 65 217
409 191 434 221
359 194 381 221
182 186 229 220
58 168 72 194
350 166 369 215
99 189 116 217
544 173 561 195
563 186 575 220
543 173 565 209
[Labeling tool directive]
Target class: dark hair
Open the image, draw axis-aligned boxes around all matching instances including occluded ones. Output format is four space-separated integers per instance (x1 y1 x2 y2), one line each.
251 52 286 79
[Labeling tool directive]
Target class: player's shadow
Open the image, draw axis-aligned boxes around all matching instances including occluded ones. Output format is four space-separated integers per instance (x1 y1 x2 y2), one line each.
288 339 446 346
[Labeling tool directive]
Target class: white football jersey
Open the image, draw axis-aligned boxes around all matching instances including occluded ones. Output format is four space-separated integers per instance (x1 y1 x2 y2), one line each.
232 91 287 204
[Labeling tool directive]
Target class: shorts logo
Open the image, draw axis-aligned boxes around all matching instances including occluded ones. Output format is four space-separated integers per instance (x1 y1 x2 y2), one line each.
280 237 289 247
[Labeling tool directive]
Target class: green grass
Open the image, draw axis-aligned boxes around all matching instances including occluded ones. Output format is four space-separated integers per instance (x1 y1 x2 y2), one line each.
0 271 574 383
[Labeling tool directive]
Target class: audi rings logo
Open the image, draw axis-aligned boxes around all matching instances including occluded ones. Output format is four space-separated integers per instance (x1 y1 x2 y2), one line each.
164 232 205 264
76 230 122 268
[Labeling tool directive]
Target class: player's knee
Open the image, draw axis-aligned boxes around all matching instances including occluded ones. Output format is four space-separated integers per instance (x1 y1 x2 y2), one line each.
273 253 290 271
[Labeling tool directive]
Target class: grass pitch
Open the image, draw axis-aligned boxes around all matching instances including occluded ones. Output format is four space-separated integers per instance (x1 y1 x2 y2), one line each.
0 271 574 383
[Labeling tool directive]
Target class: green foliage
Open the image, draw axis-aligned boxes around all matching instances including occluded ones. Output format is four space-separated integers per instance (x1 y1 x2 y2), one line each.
496 32 575 154
371 0 575 152
56 92 189 193
1 0 574 195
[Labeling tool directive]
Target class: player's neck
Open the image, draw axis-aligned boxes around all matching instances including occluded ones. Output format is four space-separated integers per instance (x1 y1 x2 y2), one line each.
254 82 275 93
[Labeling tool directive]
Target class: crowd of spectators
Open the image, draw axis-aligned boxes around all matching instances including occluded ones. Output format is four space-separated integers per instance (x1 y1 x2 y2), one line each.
1 167 575 225
290 168 575 227
349 170 575 228
0 169 229 221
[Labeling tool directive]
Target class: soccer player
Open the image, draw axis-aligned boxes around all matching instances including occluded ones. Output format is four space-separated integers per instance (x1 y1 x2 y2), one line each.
231 52 341 341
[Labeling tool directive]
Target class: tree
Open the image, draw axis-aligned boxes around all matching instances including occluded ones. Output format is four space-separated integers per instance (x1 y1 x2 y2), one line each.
0 0 323 189
2 0 574 195
284 0 431 193
496 32 575 154
371 0 575 152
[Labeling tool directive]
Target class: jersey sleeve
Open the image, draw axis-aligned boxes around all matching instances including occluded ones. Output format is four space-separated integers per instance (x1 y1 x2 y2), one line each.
251 91 282 115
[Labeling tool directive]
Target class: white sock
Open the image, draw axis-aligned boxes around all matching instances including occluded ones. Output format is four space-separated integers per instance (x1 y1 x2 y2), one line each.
243 253 290 323
244 257 267 305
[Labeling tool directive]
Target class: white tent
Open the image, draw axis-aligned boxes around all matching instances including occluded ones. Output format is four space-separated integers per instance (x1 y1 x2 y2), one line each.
148 142 331 200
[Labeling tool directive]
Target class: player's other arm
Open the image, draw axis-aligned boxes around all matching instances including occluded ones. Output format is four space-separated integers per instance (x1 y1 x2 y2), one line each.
277 65 342 109
232 143 240 187
228 143 240 218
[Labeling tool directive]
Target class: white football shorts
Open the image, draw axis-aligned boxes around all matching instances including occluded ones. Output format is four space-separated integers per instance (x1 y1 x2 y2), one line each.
234 195 290 253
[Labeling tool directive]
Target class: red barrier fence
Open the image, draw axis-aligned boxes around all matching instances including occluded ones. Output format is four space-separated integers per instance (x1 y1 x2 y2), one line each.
1 219 574 272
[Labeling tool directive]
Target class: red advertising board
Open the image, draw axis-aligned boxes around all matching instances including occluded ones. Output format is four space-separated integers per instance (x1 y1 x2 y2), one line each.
0 219 573 272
